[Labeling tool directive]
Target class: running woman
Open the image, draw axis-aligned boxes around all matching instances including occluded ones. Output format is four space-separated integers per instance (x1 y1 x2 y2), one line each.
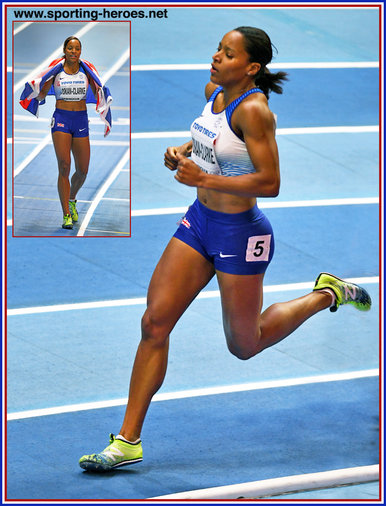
20 36 112 229
79 27 371 471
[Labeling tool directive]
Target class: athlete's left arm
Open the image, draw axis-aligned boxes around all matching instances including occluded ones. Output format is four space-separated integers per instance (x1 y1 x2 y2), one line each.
175 99 280 198
86 72 97 98
90 79 98 98
36 77 54 101
235 98 281 197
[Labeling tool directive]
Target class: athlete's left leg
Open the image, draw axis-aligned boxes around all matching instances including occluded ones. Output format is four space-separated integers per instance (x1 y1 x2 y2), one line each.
52 131 73 216
70 136 90 199
216 270 332 360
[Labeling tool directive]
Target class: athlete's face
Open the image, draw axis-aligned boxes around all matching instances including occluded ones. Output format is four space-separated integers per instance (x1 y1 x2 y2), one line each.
64 39 81 64
210 31 260 87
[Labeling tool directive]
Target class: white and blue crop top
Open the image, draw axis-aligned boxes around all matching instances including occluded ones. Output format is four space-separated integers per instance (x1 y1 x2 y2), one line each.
190 86 266 177
53 68 88 101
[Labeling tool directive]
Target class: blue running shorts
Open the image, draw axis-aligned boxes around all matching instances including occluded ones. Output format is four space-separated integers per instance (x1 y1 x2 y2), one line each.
51 109 89 137
173 199 275 275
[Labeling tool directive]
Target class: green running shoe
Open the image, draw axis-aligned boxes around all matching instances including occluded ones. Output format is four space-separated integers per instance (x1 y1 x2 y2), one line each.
79 434 143 472
62 214 73 229
313 272 372 313
69 200 78 222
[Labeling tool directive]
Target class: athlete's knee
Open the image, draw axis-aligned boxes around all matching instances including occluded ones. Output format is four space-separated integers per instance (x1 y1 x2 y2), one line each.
141 309 170 347
224 324 262 360
57 158 71 177
226 332 261 360
227 341 258 360
75 166 88 178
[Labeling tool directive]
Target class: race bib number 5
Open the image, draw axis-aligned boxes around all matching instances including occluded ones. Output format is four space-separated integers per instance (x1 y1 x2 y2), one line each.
245 235 271 262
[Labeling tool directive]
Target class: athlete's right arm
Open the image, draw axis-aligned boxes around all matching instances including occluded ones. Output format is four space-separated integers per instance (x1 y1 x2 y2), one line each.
37 77 54 101
164 141 192 171
165 83 218 171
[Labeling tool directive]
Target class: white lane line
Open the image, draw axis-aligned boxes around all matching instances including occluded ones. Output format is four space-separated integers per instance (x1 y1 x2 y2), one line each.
131 125 379 140
7 296 144 316
258 197 379 208
13 115 129 126
132 62 379 71
7 277 379 316
81 228 130 235
13 22 32 36
14 23 97 93
7 197 379 227
12 136 127 175
131 198 378 217
11 124 378 145
12 124 377 138
101 47 130 84
12 138 128 147
278 125 379 135
12 61 378 76
13 127 129 136
101 197 129 202
77 148 130 236
13 196 128 203
132 206 187 216
7 369 379 421
14 134 51 177
151 465 379 500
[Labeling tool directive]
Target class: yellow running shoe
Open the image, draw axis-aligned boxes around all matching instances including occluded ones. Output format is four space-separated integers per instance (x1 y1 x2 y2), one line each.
79 434 143 472
313 272 372 312
62 214 73 229
69 200 78 222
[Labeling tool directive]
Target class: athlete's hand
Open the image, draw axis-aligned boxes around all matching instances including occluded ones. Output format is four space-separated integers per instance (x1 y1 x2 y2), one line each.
175 154 205 187
164 142 192 171
164 146 180 171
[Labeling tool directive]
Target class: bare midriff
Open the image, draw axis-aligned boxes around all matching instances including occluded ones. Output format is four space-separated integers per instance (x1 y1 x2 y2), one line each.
56 99 87 111
197 187 256 214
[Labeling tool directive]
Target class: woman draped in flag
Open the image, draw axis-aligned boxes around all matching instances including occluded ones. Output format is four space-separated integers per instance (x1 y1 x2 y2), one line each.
20 36 113 230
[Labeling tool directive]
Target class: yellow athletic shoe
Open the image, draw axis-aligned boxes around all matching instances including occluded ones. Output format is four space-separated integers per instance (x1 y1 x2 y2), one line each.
313 272 372 313
79 434 143 472
69 200 78 222
62 214 73 229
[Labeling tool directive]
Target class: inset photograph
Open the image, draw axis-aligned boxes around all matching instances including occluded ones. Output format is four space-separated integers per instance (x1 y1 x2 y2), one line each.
13 21 130 236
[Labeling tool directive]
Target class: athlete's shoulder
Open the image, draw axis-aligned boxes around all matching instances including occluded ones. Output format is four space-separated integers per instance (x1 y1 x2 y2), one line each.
235 92 274 133
205 82 220 101
238 91 271 119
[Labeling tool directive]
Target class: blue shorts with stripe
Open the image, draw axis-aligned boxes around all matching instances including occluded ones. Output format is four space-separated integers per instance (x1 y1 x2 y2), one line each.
173 199 274 275
51 108 89 137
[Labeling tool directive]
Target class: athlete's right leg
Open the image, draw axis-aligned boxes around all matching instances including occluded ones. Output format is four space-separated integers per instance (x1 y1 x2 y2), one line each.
119 237 215 441
52 131 73 216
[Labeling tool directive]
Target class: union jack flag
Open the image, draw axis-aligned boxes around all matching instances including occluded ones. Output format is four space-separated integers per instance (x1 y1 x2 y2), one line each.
182 218 191 229
19 58 113 137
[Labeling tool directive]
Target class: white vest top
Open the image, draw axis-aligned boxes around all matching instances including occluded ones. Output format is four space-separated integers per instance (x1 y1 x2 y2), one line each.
54 68 88 101
190 86 266 177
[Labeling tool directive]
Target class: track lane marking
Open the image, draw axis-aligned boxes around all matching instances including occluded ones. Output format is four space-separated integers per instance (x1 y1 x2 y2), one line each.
7 277 379 316
7 368 379 421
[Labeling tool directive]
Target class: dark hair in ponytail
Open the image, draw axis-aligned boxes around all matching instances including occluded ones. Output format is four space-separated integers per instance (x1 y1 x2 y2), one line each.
234 26 288 99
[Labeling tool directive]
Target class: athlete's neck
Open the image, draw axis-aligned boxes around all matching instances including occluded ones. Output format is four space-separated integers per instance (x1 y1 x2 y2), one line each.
64 61 80 75
221 82 257 108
